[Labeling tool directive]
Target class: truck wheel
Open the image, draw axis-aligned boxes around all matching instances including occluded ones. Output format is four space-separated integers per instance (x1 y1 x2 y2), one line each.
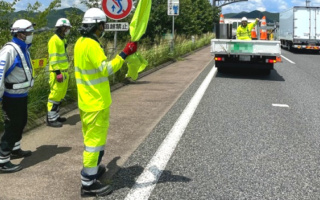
287 43 292 52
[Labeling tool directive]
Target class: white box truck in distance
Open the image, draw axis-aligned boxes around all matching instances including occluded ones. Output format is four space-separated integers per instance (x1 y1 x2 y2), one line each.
279 6 320 52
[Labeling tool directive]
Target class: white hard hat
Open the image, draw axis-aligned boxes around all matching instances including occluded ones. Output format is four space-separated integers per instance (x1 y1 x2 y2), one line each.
11 19 35 33
241 17 248 22
82 8 106 24
55 18 72 27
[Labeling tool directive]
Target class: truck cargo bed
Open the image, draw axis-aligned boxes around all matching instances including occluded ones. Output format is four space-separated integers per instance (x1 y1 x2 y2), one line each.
211 39 281 56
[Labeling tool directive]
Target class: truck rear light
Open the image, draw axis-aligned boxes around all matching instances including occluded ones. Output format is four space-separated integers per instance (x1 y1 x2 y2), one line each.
214 57 224 61
266 59 276 63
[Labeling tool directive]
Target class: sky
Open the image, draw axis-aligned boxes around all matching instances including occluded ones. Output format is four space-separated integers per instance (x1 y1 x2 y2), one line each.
4 0 320 14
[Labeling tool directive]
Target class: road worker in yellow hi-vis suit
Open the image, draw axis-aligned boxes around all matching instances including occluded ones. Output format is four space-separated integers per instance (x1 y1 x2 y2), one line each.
46 18 71 127
74 8 137 197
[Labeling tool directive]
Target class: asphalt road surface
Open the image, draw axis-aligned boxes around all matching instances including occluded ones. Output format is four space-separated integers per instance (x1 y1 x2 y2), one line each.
2 46 320 200
103 49 320 200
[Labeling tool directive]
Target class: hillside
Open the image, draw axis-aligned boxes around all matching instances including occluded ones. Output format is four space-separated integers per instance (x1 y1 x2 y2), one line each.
224 10 279 22
8 8 84 28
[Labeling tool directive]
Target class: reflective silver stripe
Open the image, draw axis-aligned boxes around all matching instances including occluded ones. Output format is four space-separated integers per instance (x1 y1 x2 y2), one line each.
11 79 34 90
48 99 60 104
81 179 94 186
75 66 99 75
12 82 29 89
0 155 10 159
50 59 68 65
14 141 21 146
12 145 21 151
83 166 99 175
75 62 114 76
75 64 104 75
76 76 109 86
49 53 67 57
0 156 10 163
48 111 59 121
106 62 114 76
85 145 105 152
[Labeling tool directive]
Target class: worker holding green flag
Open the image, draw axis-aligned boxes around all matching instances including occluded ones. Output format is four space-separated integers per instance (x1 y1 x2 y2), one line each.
126 0 152 80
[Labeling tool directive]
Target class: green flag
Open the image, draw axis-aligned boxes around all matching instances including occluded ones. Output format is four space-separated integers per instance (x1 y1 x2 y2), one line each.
126 0 152 80
130 0 152 42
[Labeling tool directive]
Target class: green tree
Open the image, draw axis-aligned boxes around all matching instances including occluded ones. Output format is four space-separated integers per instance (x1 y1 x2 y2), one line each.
80 0 101 8
0 0 20 47
145 0 219 41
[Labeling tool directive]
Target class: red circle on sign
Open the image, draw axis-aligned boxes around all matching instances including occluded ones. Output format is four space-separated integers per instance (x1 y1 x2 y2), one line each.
102 0 132 20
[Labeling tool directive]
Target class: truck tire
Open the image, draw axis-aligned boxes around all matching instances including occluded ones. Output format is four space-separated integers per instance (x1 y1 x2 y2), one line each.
287 43 292 52
215 62 224 73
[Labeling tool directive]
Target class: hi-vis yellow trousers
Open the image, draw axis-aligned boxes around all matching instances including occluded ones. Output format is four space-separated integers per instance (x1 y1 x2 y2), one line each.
80 108 109 186
47 71 69 122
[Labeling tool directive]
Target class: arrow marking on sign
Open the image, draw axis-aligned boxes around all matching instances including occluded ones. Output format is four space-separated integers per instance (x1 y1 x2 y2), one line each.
112 0 120 8
112 5 116 12
117 0 123 14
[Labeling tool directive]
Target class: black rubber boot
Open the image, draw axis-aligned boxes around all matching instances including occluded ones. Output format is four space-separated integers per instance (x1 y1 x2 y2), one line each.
57 117 67 123
46 117 63 127
81 181 113 197
11 149 32 159
0 161 22 173
96 164 107 179
46 115 63 128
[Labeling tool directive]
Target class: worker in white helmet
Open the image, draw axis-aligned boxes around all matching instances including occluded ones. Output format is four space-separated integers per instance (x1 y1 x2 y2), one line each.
236 17 260 40
46 18 72 128
74 8 137 197
0 19 35 172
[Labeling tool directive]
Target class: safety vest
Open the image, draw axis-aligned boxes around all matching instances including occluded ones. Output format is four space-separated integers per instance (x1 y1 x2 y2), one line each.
5 42 34 89
236 21 257 40
74 36 124 112
48 34 69 71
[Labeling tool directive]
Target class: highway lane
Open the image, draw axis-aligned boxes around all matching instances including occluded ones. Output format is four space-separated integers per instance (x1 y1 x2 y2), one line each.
103 49 320 199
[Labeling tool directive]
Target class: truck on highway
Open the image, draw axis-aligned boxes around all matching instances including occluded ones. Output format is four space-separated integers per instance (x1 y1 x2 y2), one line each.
211 19 282 75
279 6 320 52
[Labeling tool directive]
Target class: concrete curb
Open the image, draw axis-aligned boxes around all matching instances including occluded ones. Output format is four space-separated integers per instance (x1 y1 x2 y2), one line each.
23 44 211 133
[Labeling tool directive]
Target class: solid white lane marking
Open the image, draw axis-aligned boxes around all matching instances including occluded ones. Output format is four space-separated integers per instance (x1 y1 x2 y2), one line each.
272 104 289 108
125 65 217 200
281 55 295 64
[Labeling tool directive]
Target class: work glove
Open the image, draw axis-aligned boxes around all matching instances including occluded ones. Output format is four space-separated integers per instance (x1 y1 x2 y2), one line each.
56 73 63 83
122 42 138 56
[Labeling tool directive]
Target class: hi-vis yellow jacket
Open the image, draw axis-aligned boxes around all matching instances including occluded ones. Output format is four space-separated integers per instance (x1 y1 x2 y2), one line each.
236 21 257 40
74 36 124 112
48 34 69 71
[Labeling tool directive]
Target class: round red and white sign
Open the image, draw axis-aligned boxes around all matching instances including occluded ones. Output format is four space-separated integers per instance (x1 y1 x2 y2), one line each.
102 0 133 20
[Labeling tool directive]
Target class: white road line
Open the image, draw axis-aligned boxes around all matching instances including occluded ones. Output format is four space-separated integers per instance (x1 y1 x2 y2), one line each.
125 65 217 200
281 55 295 64
272 104 289 108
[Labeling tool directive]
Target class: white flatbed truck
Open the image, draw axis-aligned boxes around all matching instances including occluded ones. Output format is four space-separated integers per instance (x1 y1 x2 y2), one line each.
211 39 282 75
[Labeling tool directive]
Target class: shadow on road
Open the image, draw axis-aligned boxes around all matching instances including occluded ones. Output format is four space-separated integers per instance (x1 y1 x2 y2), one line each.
19 145 72 169
101 156 191 191
283 48 320 55
216 68 285 81
127 80 152 85
64 114 81 126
